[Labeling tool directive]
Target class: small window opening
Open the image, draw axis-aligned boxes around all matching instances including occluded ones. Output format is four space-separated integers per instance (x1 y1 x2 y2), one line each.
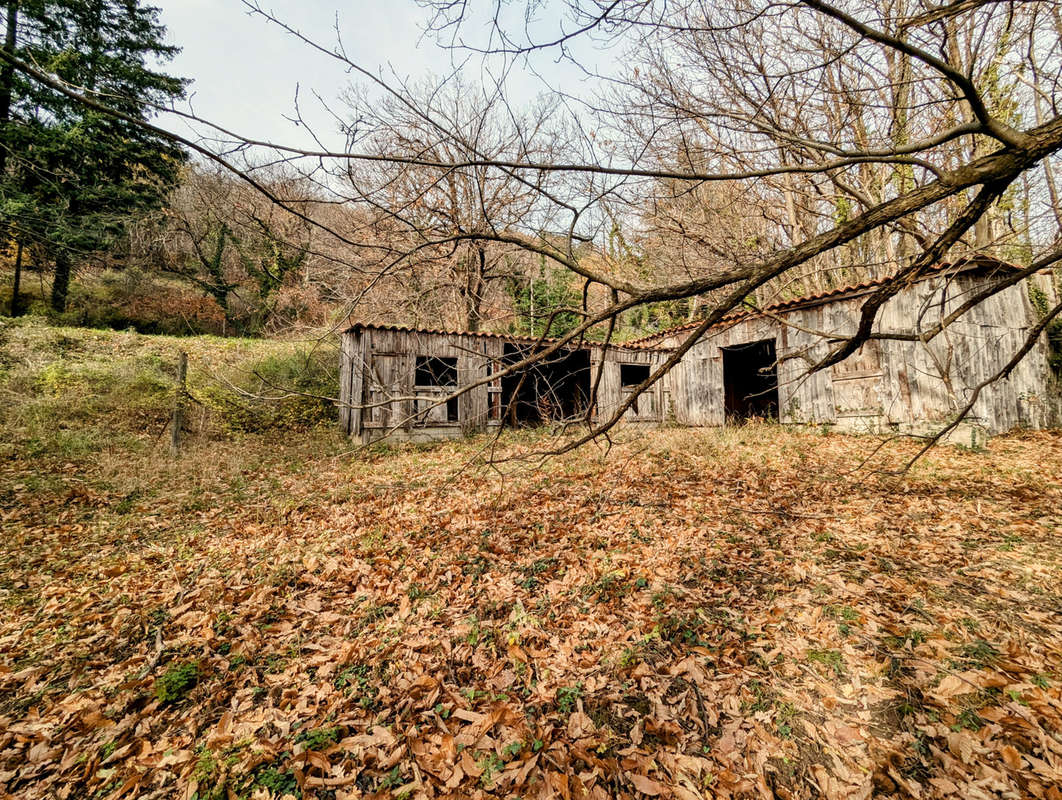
619 363 651 415
446 396 459 422
620 363 650 388
415 355 457 387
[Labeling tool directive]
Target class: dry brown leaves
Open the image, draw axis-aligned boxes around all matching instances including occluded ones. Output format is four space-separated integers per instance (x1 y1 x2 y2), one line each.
1 426 1061 800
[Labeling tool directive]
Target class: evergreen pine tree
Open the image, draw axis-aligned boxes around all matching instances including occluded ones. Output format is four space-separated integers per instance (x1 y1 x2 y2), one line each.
0 0 186 312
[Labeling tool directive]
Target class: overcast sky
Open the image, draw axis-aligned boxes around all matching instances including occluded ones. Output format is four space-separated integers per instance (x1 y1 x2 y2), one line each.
153 0 604 153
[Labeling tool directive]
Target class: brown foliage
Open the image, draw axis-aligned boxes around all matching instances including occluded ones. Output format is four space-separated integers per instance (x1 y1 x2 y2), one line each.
2 425 1061 799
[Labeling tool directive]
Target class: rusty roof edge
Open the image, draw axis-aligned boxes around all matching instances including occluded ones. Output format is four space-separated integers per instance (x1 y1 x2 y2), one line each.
340 321 668 351
340 321 606 349
342 321 538 342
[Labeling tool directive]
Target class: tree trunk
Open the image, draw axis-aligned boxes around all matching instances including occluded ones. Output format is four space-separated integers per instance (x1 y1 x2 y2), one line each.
0 1 18 178
84 0 103 93
51 249 71 312
465 246 486 332
973 213 993 250
10 239 22 316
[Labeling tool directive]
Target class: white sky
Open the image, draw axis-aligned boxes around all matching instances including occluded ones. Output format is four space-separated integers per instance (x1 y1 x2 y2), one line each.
153 0 607 153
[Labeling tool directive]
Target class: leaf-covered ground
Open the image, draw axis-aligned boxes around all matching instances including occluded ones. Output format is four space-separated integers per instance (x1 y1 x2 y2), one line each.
2 321 1062 800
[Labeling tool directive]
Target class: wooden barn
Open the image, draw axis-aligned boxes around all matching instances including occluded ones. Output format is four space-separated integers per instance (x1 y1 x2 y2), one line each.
338 325 595 442
336 323 671 442
338 258 1059 442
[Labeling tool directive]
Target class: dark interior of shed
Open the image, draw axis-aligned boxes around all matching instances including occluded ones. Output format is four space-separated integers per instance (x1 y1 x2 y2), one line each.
501 345 592 425
619 363 652 415
414 355 460 423
722 339 779 421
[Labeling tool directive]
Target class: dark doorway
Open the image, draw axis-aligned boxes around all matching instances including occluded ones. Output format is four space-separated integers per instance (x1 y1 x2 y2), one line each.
722 339 779 422
501 345 591 426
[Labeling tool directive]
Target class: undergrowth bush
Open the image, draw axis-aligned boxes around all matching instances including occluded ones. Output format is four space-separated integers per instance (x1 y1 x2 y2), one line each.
50 269 228 336
197 347 337 433
0 318 340 459
1 266 334 338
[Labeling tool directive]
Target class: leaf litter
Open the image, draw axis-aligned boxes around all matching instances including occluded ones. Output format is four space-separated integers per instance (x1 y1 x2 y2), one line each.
2 425 1062 799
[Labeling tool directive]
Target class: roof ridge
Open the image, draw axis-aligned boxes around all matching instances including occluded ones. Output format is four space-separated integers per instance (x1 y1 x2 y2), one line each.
342 321 668 350
343 321 560 345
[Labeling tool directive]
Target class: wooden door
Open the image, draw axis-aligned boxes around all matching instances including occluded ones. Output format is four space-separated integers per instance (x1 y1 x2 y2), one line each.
367 354 406 430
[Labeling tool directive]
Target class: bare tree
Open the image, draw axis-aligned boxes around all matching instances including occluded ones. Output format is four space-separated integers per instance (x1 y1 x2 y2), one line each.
156 166 340 335
332 77 568 331
3 0 1061 451
403 0 1062 447
588 0 1047 299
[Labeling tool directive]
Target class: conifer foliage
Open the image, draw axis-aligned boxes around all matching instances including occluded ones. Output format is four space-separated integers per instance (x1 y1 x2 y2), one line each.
0 0 186 311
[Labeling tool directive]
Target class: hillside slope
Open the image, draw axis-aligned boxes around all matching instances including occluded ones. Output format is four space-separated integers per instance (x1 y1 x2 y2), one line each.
1 320 1061 800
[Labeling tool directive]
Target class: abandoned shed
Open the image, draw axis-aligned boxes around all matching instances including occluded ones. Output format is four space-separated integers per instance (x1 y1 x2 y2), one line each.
637 257 1059 435
337 322 671 442
338 325 597 441
339 258 1059 442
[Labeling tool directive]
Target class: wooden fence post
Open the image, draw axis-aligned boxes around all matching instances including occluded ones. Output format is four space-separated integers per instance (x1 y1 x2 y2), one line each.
171 350 187 454
10 242 23 317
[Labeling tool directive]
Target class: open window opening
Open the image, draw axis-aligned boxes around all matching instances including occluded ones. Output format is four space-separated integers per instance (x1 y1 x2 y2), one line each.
414 355 459 423
415 356 457 387
500 345 591 426
722 339 779 422
619 363 651 415
620 363 650 387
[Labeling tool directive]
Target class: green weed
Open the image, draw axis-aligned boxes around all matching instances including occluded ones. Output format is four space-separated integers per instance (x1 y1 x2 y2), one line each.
295 726 340 751
478 752 505 787
252 766 300 798
885 629 928 649
806 649 844 676
155 661 199 705
958 640 999 668
557 683 584 714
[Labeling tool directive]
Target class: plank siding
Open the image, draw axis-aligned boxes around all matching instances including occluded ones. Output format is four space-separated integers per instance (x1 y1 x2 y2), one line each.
341 327 511 442
658 273 1056 435
341 270 1058 441
590 346 668 423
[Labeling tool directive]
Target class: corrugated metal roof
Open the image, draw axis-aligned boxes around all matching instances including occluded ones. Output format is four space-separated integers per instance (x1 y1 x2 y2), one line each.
344 321 552 344
343 321 656 351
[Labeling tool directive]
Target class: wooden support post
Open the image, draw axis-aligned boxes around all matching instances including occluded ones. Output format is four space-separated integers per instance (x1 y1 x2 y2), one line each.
10 241 22 317
171 350 187 454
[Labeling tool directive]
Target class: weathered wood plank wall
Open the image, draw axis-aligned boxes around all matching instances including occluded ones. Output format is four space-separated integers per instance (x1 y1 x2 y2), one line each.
876 274 1055 432
660 273 1057 434
339 327 505 441
340 272 1058 440
590 346 669 424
